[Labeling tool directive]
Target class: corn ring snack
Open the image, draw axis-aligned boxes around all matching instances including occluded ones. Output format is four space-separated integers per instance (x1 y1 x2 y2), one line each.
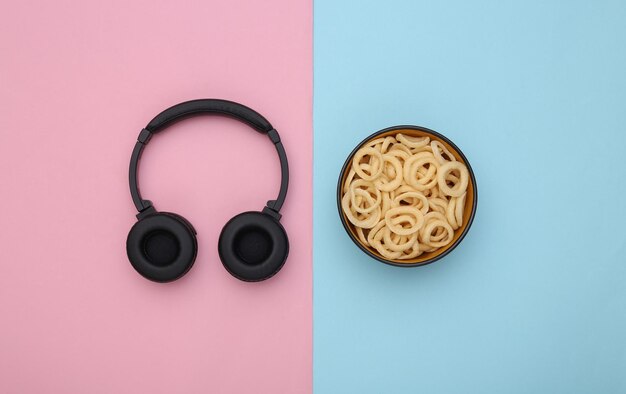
373 229 414 258
349 180 381 214
381 191 394 216
368 223 402 260
352 146 383 181
397 133 430 149
343 168 356 194
355 226 369 247
351 188 380 215
394 191 429 215
421 219 454 248
431 140 457 164
437 161 469 197
419 211 447 240
365 137 385 147
341 192 381 229
428 197 448 216
374 155 403 192
398 243 422 260
403 153 439 191
388 143 412 156
446 197 459 230
385 207 424 235
383 227 418 252
381 136 397 153
455 193 466 227
366 220 386 246
422 186 439 198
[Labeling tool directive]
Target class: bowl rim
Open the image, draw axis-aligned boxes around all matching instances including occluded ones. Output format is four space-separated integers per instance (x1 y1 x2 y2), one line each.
336 124 478 268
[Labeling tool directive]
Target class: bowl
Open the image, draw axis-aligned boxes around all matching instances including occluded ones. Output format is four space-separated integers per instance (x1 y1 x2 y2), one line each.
337 125 477 267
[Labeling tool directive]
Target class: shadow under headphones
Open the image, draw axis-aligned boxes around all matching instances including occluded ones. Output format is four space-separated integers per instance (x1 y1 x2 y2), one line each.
126 99 289 283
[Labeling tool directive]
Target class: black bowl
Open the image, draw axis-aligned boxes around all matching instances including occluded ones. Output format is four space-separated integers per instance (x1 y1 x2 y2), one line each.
337 125 478 267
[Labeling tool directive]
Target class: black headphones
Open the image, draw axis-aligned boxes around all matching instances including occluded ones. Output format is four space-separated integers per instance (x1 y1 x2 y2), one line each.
126 99 289 283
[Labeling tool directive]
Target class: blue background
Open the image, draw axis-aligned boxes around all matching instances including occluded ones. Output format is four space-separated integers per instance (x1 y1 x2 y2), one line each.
313 1 626 393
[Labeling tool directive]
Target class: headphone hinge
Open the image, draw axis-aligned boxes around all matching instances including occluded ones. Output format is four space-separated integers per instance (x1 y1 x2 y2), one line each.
136 201 156 220
263 202 282 220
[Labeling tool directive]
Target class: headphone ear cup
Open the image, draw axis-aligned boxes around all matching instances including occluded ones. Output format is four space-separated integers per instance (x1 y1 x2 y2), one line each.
160 212 197 235
218 211 289 282
126 212 198 283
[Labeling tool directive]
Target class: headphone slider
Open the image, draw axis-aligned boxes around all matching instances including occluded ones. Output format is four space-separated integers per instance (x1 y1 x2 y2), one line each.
268 129 281 144
137 128 153 144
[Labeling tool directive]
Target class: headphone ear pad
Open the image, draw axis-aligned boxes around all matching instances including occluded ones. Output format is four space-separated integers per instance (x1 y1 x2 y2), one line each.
218 211 289 282
126 212 198 283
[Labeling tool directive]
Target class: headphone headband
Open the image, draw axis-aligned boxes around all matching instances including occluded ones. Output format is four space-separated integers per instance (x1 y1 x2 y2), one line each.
146 99 274 133
129 99 289 219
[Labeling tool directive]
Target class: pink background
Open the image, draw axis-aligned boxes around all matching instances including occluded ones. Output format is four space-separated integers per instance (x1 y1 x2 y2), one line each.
0 1 312 393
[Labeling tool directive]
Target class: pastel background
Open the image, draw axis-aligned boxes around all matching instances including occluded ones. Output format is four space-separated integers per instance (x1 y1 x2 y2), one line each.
2 0 626 393
314 1 626 393
0 1 311 393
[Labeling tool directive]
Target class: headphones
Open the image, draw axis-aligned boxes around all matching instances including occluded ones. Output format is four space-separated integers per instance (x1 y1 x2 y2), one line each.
126 99 289 283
